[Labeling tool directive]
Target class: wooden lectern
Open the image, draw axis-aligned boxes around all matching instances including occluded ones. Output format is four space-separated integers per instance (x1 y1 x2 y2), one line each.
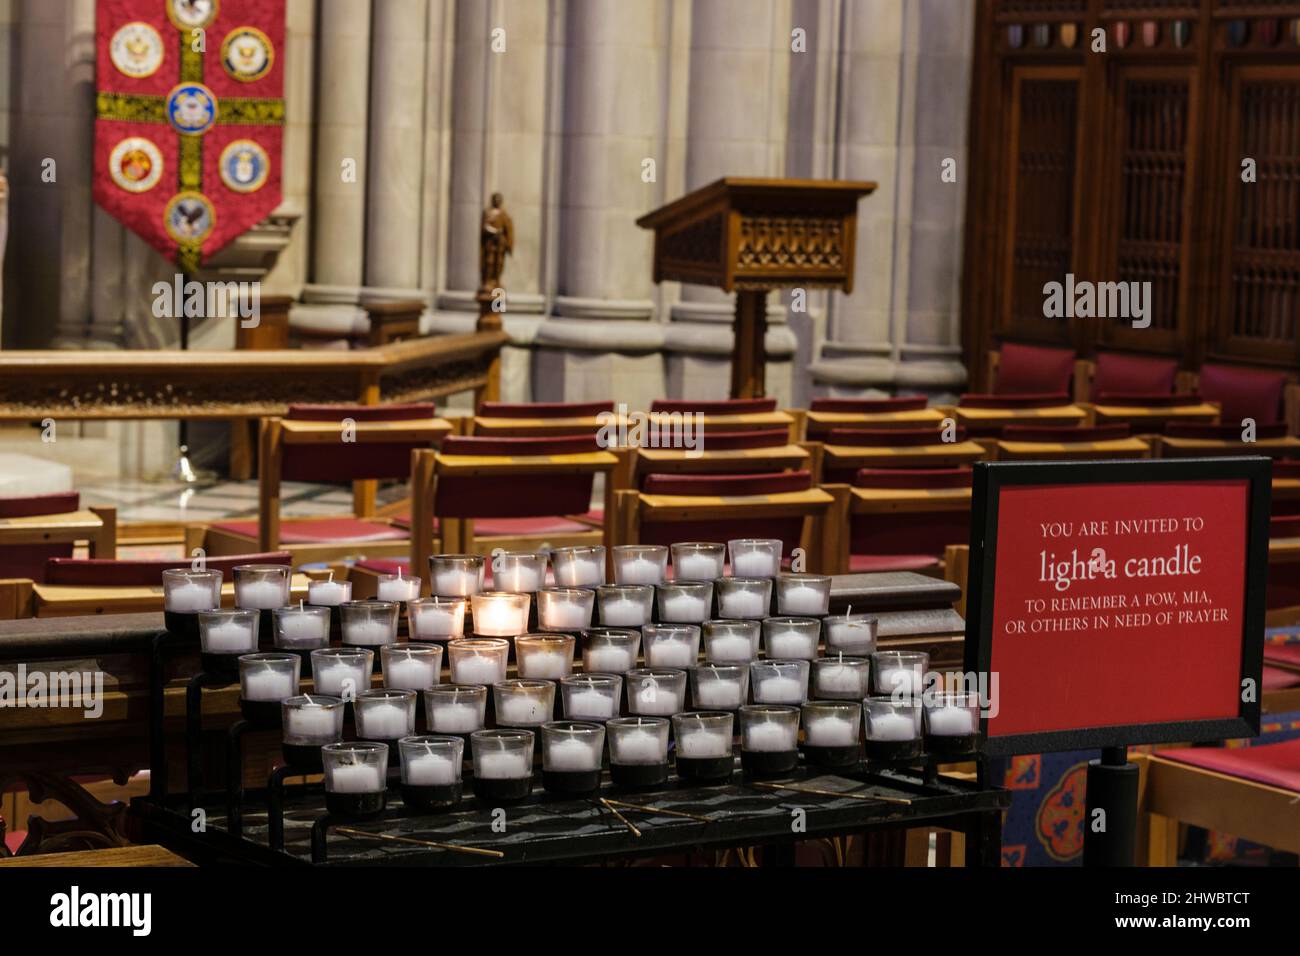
637 177 876 398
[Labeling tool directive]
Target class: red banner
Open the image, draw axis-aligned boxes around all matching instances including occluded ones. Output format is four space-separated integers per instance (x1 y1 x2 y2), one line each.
93 0 285 271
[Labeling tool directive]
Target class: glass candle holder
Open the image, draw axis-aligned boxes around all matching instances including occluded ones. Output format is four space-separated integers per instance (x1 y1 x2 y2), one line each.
612 544 668 586
582 628 641 674
307 576 351 607
763 617 820 660
923 691 981 757
702 619 761 663
863 695 923 762
233 564 290 610
537 587 595 631
551 545 606 587
239 651 300 702
626 668 687 717
739 704 800 776
671 542 725 582
340 600 400 648
470 591 530 637
656 581 714 624
516 633 576 680
715 577 772 620
408 596 467 640
607 716 670 789
727 539 782 578
447 638 509 685
824 612 878 656
424 684 488 735
560 673 623 721
470 728 534 803
429 554 485 598
163 568 221 613
399 735 464 809
642 623 701 669
672 711 735 784
381 643 444 692
282 694 345 765
689 663 749 710
198 608 259 656
776 574 831 616
322 741 388 816
801 701 862 769
376 572 421 603
310 646 374 700
811 654 872 700
541 720 606 794
493 679 556 728
491 551 548 593
871 650 930 699
597 584 654 627
354 688 417 741
273 604 331 651
750 659 810 705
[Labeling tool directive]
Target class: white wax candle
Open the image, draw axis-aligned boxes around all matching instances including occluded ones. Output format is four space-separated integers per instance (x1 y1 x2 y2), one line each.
613 729 664 764
731 551 776 577
660 593 708 622
547 737 599 771
744 722 796 752
520 649 570 680
314 662 367 697
768 630 817 659
754 675 803 704
167 582 215 612
878 667 921 697
384 657 438 690
308 580 349 606
358 702 410 739
541 602 589 630
243 668 296 702
816 665 863 695
344 620 393 646
405 752 457 786
451 655 505 685
694 681 743 709
805 716 857 747
497 566 541 593
377 577 419 602
633 684 680 716
286 705 336 739
329 764 383 793
706 634 753 663
477 751 530 779
430 702 482 733
780 585 826 615
675 553 721 580
278 613 327 646
928 706 976 736
601 598 647 627
433 569 478 597
413 605 460 637
566 689 616 719
826 619 874 653
677 729 729 758
585 646 634 673
556 557 602 587
237 580 285 610
498 695 549 725
720 590 766 618
647 641 695 668
618 557 662 585
204 621 256 653
474 601 525 636
868 712 917 741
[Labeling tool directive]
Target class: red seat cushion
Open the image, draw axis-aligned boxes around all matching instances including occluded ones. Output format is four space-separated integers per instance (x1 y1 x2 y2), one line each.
810 396 928 413
693 429 790 450
854 467 972 489
46 552 293 586
1262 665 1300 691
1001 423 1131 443
827 426 969 447
1156 739 1300 793
959 392 1072 409
439 434 600 456
1091 352 1178 400
1198 364 1288 426
849 553 942 572
650 397 777 415
1264 643 1300 668
995 342 1076 395
477 400 614 419
211 518 405 544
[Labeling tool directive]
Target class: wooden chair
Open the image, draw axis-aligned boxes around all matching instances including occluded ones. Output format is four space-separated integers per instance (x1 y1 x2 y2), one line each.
1082 351 1179 401
1155 422 1300 460
407 435 620 589
612 470 838 573
619 428 811 491
197 403 453 563
986 342 1077 397
840 467 972 575
993 423 1151 462
472 400 616 437
649 397 797 441
0 493 116 583
1193 363 1295 429
803 396 939 441
820 426 986 482
951 393 1087 440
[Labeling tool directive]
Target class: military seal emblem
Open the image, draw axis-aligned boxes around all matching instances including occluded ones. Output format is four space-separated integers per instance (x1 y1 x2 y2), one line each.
110 22 164 79
166 83 218 136
164 192 216 244
221 26 274 82
218 140 270 193
167 0 218 31
109 137 164 193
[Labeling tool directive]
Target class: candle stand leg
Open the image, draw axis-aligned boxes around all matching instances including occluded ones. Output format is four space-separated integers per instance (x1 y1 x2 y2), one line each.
148 632 174 802
185 671 227 812
267 765 294 852
311 815 336 864
226 720 252 838
1083 746 1138 867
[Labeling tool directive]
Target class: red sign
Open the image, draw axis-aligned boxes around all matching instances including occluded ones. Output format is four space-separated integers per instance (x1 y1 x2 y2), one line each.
966 459 1268 754
93 0 285 272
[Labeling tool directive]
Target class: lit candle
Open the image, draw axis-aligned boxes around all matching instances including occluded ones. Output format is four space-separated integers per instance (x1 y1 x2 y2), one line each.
804 716 857 747
470 592 530 637
329 764 383 793
308 577 350 607
404 752 457 786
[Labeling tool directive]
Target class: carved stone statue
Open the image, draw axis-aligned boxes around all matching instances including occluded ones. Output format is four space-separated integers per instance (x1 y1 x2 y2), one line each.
478 192 513 294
